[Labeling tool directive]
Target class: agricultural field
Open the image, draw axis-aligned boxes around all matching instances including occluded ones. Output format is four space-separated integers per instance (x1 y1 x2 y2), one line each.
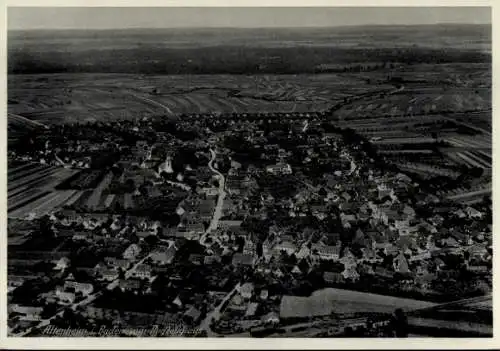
8 73 386 124
8 162 80 219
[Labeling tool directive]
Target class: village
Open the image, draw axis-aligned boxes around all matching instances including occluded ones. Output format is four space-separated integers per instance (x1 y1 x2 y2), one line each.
7 113 492 337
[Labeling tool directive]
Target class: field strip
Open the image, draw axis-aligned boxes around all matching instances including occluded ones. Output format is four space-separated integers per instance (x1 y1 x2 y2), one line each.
63 191 85 207
8 189 48 209
29 190 78 215
462 151 491 168
454 152 487 168
448 188 491 201
8 191 54 217
407 317 492 335
11 191 62 216
104 194 116 208
8 168 60 192
8 163 34 175
8 164 50 182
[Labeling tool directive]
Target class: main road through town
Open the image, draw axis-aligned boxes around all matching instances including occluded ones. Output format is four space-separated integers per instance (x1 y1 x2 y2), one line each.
199 148 226 247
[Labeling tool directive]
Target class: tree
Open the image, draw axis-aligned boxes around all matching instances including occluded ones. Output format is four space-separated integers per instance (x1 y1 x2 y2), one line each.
256 242 263 257
144 235 158 246
391 308 409 337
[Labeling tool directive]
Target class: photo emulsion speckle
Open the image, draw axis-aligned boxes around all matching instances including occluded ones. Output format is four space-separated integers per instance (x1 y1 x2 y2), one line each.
6 7 492 338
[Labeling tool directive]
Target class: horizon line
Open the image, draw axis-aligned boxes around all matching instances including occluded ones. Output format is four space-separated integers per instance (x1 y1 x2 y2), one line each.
8 22 492 31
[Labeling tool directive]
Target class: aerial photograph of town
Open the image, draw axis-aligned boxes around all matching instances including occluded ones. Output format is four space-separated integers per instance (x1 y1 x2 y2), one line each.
6 7 492 339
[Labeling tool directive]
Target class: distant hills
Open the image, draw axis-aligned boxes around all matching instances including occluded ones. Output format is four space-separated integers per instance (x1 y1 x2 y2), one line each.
8 24 491 75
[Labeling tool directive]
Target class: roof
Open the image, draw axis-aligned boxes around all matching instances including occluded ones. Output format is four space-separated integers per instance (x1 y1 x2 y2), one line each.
245 302 259 317
232 253 254 266
119 279 141 289
184 306 201 321
240 282 254 294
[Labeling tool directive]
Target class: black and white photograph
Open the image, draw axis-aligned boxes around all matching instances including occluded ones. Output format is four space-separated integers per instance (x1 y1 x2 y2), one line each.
4 5 494 343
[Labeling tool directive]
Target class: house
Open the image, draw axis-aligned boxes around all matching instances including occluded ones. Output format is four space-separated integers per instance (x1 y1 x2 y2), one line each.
240 283 254 299
467 264 489 273
183 306 202 324
219 220 243 230
132 264 152 279
296 244 311 259
189 254 204 265
119 279 142 292
409 252 431 263
342 266 360 281
232 253 255 267
393 253 410 274
266 163 292 175
468 244 488 261
311 243 341 261
104 257 131 271
73 232 91 241
56 290 76 304
245 302 259 317
260 289 269 300
465 206 483 219
54 257 71 271
339 249 357 268
323 271 345 284
64 281 94 296
441 237 459 248
261 311 280 325
97 268 119 281
172 295 183 308
123 244 141 260
274 241 297 255
10 305 44 321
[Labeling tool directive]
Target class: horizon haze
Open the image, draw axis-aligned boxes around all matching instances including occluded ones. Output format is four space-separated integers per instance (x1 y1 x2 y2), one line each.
8 7 491 30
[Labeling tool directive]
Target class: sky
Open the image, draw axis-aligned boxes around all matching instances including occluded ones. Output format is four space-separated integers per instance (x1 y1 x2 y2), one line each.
8 7 491 30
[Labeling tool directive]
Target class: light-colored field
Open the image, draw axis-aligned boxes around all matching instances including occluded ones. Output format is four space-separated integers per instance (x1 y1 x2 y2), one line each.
280 288 436 319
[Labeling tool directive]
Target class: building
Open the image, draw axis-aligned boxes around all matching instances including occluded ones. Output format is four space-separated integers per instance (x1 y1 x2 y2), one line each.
10 305 44 321
123 244 142 260
232 253 255 267
64 281 94 296
311 243 341 261
323 271 345 284
240 282 255 299
266 163 292 175
274 241 297 256
132 264 152 280
54 257 71 271
150 246 177 265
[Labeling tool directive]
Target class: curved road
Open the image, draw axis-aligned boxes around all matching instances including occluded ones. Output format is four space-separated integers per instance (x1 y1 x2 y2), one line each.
199 148 226 246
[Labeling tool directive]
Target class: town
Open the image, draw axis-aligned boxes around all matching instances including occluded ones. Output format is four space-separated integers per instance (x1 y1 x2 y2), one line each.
7 111 492 337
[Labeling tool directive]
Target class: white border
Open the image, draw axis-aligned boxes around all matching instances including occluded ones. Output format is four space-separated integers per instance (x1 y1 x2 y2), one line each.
1 2 497 350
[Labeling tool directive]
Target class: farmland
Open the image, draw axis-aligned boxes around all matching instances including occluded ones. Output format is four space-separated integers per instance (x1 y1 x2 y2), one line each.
8 73 378 124
7 24 491 207
8 162 80 219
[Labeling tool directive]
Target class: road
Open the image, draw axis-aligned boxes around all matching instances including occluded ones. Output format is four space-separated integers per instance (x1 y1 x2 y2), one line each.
199 148 227 247
8 112 49 129
78 87 174 116
331 85 405 122
198 283 241 336
129 93 174 116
